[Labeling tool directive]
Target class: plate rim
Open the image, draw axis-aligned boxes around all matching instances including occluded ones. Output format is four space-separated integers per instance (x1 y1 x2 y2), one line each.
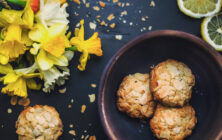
97 30 222 140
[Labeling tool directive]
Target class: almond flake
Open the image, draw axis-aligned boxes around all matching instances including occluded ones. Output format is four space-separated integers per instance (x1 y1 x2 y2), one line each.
88 94 96 103
120 11 127 17
150 1 155 7
113 0 118 3
73 0 80 4
107 14 115 21
93 6 100 11
10 96 17 106
89 135 96 140
99 1 106 8
148 26 152 31
89 22 97 30
109 23 116 28
59 88 66 94
18 98 30 106
115 35 122 40
85 3 90 8
69 130 76 136
81 105 86 113
7 108 12 114
91 83 97 88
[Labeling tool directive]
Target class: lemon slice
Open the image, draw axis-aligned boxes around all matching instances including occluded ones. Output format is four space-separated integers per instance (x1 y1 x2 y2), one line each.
201 13 222 51
177 0 222 19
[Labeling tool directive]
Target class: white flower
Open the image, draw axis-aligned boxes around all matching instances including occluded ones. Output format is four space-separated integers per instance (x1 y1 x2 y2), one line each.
41 66 70 93
36 0 69 28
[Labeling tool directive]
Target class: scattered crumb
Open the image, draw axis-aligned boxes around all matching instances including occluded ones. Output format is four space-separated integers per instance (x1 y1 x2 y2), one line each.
117 2 121 7
18 98 30 106
74 12 79 16
120 11 127 17
82 0 86 4
123 20 127 24
76 22 80 27
145 16 149 19
69 124 74 128
150 0 155 7
141 17 146 21
129 22 133 26
73 0 80 5
115 35 123 40
88 123 92 126
88 94 96 103
59 88 66 94
81 135 84 139
1 125 3 128
113 0 118 3
68 104 72 108
107 14 115 21
81 105 86 113
69 130 76 136
89 22 97 30
71 99 74 103
109 23 116 28
121 3 125 7
85 3 90 8
100 21 106 26
148 26 152 31
10 96 17 106
7 108 12 114
93 6 100 11
89 135 96 140
99 1 106 8
90 83 97 88
84 130 87 133
84 135 89 140
138 10 142 14
126 2 130 6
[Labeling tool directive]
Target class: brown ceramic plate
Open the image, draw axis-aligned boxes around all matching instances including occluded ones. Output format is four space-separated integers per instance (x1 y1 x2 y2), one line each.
98 30 222 140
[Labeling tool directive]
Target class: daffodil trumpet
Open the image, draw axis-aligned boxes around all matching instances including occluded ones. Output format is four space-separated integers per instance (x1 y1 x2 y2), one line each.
0 63 41 97
0 24 26 64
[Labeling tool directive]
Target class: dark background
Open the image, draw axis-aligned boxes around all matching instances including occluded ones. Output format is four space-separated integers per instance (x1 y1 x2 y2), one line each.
0 0 203 139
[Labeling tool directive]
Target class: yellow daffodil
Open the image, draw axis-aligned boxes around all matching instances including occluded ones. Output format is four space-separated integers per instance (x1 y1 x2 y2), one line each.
70 20 103 71
0 63 41 97
36 0 69 28
29 23 70 70
0 25 26 63
0 0 34 64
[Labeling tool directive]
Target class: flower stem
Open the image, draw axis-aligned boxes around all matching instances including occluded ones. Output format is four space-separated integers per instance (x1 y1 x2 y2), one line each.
65 46 77 51
6 0 26 7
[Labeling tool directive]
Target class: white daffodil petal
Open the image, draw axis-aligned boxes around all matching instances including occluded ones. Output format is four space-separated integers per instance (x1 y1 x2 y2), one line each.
41 66 70 92
47 53 68 67
15 62 38 75
64 51 74 61
56 66 69 86
37 49 53 70
36 0 69 28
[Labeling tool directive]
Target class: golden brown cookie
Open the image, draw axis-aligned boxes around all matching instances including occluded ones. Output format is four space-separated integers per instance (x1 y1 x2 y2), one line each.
150 104 197 140
117 73 156 119
150 59 195 107
16 105 63 140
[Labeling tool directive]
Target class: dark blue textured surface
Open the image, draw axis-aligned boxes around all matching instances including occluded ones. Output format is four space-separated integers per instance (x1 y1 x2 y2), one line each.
0 0 203 140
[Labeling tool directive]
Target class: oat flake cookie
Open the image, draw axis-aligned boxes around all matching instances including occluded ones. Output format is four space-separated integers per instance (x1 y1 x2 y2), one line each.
16 105 63 140
150 59 195 107
150 104 197 140
117 73 156 119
